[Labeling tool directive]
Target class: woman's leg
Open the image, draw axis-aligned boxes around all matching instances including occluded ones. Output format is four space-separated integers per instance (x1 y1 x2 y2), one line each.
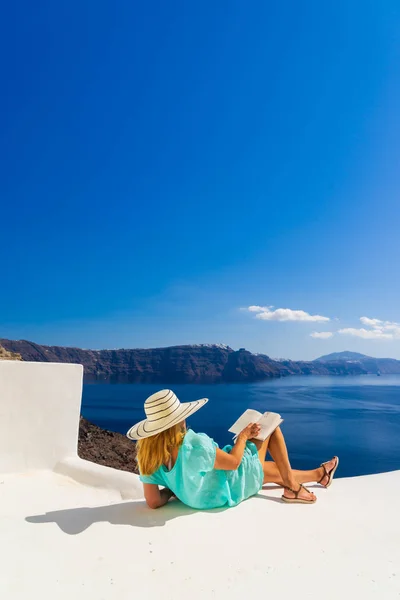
253 434 271 464
263 428 337 486
265 427 299 491
262 461 323 485
251 427 316 501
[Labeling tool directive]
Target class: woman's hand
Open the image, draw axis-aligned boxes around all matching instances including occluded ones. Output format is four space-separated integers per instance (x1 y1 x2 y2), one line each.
239 422 261 441
214 422 261 471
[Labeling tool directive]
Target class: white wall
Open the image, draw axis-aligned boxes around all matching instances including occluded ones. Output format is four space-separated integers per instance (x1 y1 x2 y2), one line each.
0 361 83 473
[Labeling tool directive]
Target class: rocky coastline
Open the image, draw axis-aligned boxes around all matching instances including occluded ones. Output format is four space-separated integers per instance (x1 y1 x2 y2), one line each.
2 338 400 382
78 417 138 474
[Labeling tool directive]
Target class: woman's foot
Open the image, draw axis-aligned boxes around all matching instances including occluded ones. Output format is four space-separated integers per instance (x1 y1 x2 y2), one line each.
318 456 339 488
282 483 316 503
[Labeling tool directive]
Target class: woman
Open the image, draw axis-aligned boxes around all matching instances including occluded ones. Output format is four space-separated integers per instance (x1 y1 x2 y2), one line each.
127 389 339 510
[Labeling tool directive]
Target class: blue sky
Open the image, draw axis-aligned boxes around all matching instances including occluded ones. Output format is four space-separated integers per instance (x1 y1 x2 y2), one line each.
1 1 400 360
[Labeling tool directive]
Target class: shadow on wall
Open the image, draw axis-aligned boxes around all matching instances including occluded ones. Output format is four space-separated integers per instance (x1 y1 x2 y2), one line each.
25 500 227 534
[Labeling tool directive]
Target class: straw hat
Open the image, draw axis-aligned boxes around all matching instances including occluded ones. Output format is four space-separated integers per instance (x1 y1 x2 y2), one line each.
126 389 208 440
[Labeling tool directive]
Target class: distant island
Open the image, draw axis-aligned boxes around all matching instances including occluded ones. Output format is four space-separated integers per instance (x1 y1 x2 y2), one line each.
2 339 400 383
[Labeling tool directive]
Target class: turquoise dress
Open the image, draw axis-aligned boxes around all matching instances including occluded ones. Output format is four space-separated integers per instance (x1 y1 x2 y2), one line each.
139 429 264 510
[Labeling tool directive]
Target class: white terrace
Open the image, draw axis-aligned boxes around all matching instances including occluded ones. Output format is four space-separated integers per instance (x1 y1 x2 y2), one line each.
0 361 399 599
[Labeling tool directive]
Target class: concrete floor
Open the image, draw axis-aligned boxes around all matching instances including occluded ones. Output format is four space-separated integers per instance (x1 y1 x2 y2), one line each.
1 469 399 600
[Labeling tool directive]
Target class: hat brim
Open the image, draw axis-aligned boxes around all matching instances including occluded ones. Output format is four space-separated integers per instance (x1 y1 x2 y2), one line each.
126 397 208 440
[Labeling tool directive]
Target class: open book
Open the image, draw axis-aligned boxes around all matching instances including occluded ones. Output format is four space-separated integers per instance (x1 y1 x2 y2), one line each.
228 409 283 442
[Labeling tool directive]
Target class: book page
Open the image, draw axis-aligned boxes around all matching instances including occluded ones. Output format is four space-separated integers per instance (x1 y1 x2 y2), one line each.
256 412 283 441
228 409 263 435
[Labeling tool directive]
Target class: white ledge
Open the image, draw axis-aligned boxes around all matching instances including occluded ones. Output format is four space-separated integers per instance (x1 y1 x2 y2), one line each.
55 456 142 500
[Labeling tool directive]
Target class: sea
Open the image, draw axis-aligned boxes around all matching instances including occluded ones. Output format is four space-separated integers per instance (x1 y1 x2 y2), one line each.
81 375 400 479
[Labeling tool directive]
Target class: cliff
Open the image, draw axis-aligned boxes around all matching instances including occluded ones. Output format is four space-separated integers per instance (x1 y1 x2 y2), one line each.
2 338 400 382
0 340 285 382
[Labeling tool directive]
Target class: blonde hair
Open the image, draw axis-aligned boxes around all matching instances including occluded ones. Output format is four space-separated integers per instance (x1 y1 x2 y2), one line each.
136 422 186 476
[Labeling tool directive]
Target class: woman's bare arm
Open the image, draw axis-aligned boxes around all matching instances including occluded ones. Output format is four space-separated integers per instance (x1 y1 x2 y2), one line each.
143 483 174 509
213 423 261 470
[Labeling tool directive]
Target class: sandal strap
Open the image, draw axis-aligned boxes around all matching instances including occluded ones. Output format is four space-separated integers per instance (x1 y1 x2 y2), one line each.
284 483 308 498
318 463 329 484
318 457 338 485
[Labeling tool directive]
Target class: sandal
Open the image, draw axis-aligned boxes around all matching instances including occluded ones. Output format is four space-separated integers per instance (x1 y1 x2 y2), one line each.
318 456 339 488
281 483 316 504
